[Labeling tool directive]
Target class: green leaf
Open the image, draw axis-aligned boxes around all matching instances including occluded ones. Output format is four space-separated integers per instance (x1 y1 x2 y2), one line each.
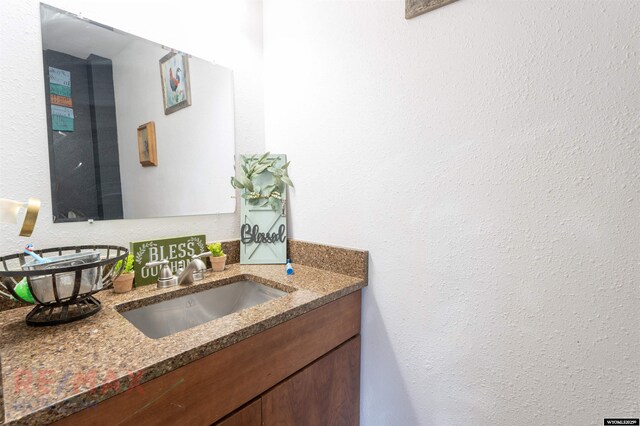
260 200 270 207
241 192 252 199
248 161 256 174
268 197 279 211
239 175 254 192
231 177 244 189
254 164 269 174
207 242 224 257
258 152 270 163
281 175 294 188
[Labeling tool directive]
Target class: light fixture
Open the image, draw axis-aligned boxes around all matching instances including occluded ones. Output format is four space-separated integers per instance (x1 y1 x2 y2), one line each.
0 198 41 237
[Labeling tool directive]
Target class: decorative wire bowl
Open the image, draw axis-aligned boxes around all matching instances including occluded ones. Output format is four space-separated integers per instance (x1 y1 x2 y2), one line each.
0 245 128 326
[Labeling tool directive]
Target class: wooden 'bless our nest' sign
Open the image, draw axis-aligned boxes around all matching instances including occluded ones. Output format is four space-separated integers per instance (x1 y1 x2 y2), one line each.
238 154 289 264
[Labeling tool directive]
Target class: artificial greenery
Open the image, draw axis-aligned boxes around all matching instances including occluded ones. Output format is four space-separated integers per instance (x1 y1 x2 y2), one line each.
116 254 135 274
230 152 293 211
208 242 225 257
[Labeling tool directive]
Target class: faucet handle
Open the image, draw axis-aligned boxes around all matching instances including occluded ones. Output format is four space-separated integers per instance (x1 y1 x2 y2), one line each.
144 259 177 289
145 259 169 268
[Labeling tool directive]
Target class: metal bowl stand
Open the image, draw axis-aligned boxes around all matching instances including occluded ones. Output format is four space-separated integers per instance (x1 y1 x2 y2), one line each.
25 296 102 326
0 245 129 326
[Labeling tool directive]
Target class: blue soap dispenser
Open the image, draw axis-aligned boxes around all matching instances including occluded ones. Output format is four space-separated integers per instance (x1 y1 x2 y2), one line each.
286 258 294 275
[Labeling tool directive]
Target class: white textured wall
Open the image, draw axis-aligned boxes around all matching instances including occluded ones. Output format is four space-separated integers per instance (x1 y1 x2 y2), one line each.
0 0 264 249
263 1 639 424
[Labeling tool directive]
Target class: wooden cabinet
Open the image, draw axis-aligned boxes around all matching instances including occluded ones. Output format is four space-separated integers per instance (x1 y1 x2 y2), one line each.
214 336 360 426
215 399 261 426
262 336 360 426
56 291 361 426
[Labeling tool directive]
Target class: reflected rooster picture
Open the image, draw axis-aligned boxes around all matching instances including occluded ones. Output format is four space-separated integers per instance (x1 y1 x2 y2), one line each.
169 67 182 92
159 52 192 114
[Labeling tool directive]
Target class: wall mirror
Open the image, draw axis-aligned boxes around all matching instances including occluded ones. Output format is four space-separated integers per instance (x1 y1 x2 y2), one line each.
40 3 235 223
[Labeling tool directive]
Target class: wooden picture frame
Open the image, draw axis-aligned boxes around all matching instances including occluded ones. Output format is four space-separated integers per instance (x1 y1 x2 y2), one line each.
137 121 157 167
159 52 192 115
405 0 457 19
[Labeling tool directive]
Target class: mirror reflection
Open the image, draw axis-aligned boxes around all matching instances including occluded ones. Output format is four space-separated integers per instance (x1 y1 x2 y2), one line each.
40 3 235 222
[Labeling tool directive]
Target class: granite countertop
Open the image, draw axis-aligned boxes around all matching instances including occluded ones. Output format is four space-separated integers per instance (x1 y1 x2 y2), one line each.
0 241 368 425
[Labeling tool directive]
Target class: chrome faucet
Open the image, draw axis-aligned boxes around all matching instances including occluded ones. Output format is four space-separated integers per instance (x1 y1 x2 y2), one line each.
145 252 210 289
178 252 210 284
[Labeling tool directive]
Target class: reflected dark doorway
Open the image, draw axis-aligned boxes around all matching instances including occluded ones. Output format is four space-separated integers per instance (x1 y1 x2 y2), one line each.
43 49 123 222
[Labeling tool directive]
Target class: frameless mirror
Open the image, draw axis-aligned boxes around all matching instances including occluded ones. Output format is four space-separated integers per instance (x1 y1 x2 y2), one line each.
39 3 235 222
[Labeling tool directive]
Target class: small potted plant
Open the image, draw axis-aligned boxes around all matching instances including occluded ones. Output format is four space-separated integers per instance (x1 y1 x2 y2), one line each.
113 254 135 293
208 242 227 272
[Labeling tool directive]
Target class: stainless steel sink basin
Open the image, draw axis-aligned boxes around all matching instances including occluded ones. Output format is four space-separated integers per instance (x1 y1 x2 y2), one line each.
118 280 288 339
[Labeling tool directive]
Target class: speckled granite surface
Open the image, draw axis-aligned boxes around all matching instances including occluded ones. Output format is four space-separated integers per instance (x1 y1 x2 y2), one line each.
0 242 368 425
220 239 240 265
0 300 26 313
288 240 368 280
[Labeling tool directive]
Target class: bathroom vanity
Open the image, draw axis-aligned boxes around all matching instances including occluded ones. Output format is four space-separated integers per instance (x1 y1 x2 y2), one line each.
0 241 367 425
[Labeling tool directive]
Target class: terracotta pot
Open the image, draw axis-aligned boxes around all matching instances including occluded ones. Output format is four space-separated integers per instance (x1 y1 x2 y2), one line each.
210 254 227 272
113 273 134 293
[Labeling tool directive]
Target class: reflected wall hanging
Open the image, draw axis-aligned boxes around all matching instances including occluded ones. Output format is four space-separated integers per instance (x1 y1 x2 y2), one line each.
137 121 157 167
406 0 457 19
159 52 192 115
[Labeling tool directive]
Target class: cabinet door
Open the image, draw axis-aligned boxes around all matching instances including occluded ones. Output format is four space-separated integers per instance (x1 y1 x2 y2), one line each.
262 336 360 426
214 399 261 426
